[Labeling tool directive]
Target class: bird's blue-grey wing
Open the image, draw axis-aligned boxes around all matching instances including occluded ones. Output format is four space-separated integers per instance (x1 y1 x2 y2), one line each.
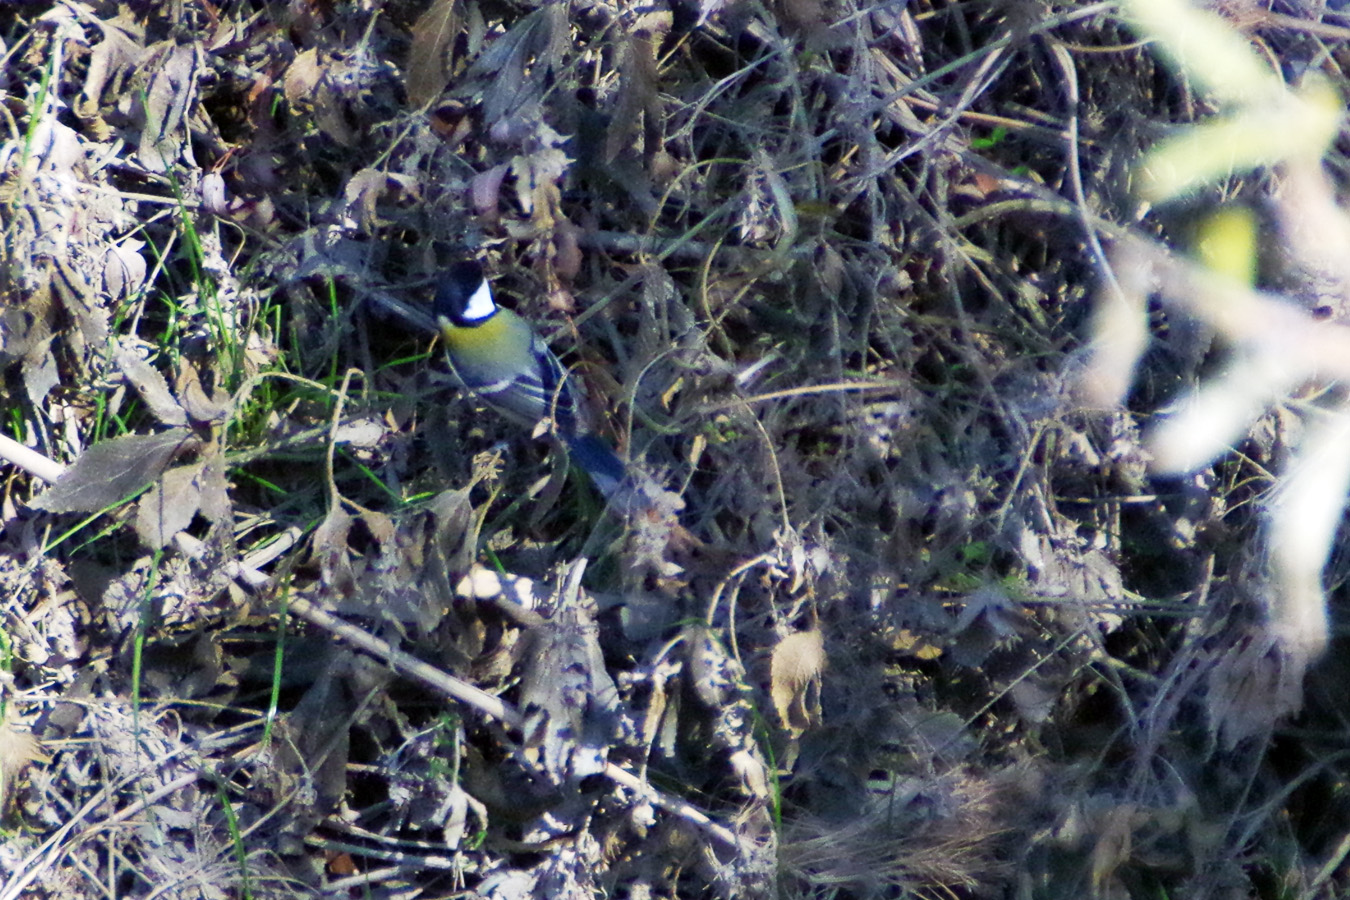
455 334 580 433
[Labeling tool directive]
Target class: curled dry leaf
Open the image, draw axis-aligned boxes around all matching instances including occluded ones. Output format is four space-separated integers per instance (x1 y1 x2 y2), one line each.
729 748 771 800
175 359 232 425
332 416 388 448
135 41 204 173
471 163 509 217
770 627 825 736
201 171 229 216
343 168 421 233
103 238 147 303
116 345 187 427
738 148 797 249
0 718 42 816
312 503 356 600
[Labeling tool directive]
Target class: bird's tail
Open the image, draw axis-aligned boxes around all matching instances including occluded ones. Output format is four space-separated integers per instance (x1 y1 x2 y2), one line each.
565 432 627 497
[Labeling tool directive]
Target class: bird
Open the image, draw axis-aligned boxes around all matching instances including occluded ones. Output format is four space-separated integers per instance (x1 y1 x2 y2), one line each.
433 259 627 497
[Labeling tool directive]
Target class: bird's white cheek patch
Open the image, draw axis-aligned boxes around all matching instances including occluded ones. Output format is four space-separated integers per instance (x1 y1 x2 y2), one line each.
462 280 496 322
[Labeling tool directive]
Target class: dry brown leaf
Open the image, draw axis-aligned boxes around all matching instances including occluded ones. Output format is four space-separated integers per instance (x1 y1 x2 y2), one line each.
518 581 618 783
177 631 237 701
136 462 203 550
471 163 509 217
342 169 421 233
197 452 232 527
116 345 187 427
510 142 570 228
313 503 356 599
135 41 203 173
31 429 198 514
1204 631 1306 750
552 220 582 279
362 508 397 545
283 48 323 105
687 626 739 708
21 335 59 411
175 358 232 425
332 416 387 448
50 256 110 350
406 0 461 109
0 280 52 365
103 238 147 303
1089 802 1138 895
729 748 770 800
465 6 568 126
431 486 479 576
266 651 357 846
344 168 392 232
281 49 362 144
73 14 141 127
769 627 825 735
604 28 664 165
0 718 42 816
738 148 796 248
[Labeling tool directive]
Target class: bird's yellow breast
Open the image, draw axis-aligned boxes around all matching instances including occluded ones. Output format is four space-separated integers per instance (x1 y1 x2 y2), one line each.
443 310 534 360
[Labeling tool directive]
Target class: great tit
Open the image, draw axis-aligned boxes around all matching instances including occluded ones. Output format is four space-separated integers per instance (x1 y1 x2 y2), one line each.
434 260 626 496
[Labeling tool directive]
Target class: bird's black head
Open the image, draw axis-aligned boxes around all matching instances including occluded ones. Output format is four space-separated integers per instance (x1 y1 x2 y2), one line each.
435 259 497 327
